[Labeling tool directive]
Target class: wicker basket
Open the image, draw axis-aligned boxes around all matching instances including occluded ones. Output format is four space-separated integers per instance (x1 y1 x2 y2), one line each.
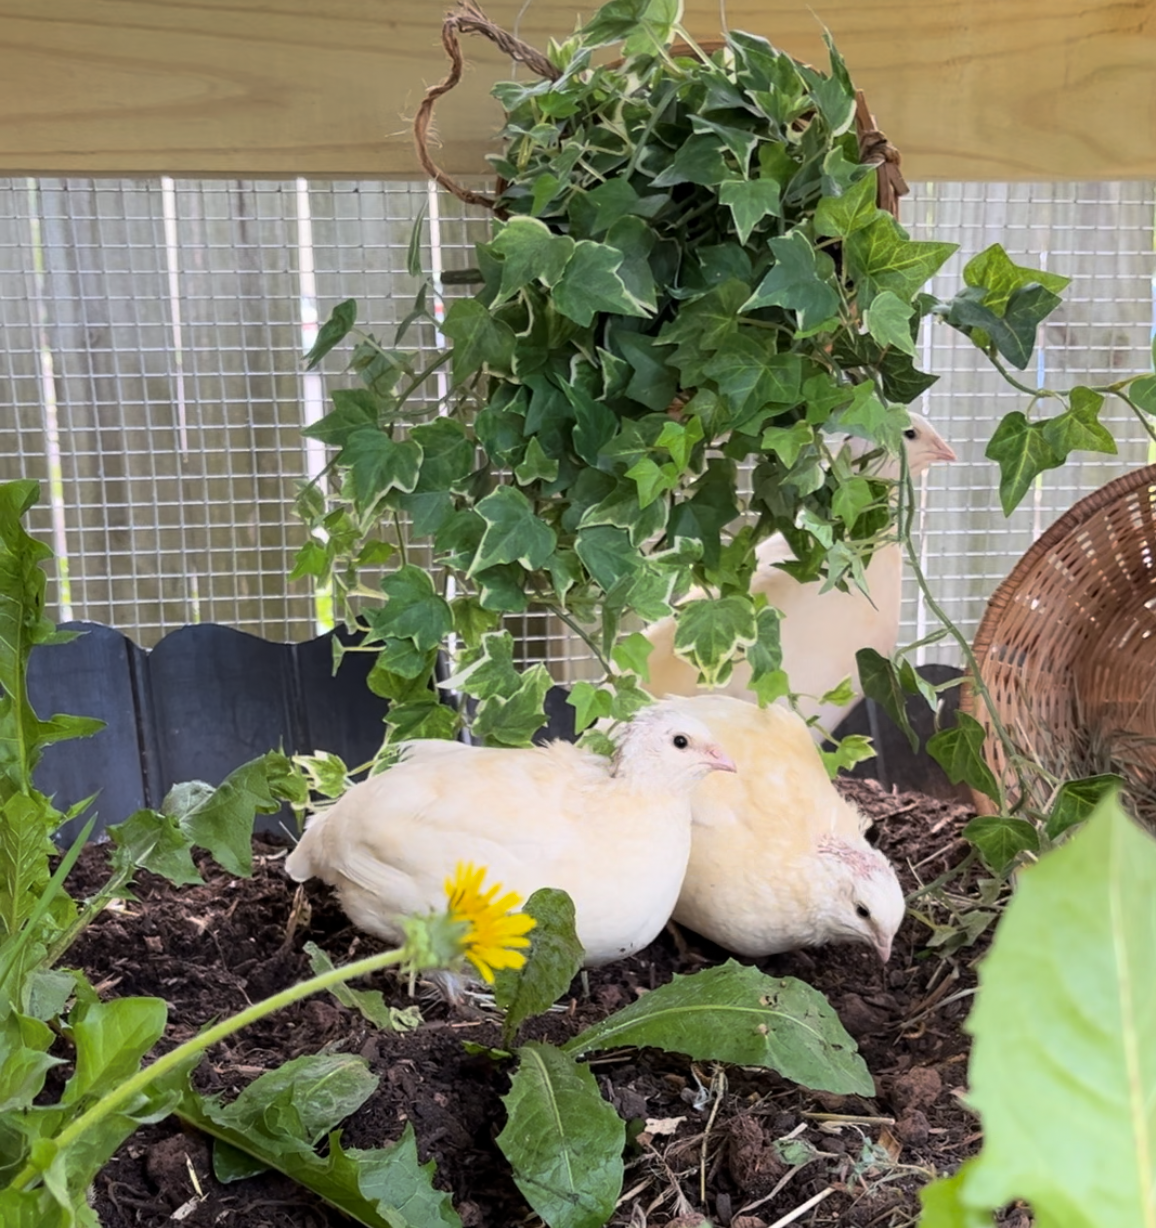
967 465 1156 812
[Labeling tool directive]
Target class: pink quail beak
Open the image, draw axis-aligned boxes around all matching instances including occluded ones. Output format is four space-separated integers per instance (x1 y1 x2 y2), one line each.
706 745 737 774
875 935 893 964
933 439 957 464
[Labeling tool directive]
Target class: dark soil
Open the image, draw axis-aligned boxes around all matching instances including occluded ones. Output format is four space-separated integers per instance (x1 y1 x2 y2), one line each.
63 778 998 1228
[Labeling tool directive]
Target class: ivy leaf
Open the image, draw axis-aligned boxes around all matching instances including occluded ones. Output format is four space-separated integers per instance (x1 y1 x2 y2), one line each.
565 961 872 1095
409 417 475 492
814 167 880 238
611 329 676 411
985 412 1064 515
563 383 619 466
962 243 1070 315
654 416 705 471
472 663 553 747
494 890 585 1048
441 298 516 382
673 596 758 686
442 631 522 700
651 134 733 188
108 809 202 887
704 335 803 424
575 526 640 591
611 631 654 682
552 241 651 326
963 815 1040 874
567 681 615 733
624 457 678 508
658 280 748 385
844 213 957 302
947 283 1063 370
497 1042 625 1228
341 428 422 507
304 299 356 369
855 648 919 753
741 231 841 331
863 290 916 356
301 388 377 449
1041 387 1118 460
470 487 556 576
760 421 814 467
490 217 575 303
369 565 453 653
927 713 1000 803
746 607 786 703
514 436 560 486
1045 774 1124 841
718 179 782 244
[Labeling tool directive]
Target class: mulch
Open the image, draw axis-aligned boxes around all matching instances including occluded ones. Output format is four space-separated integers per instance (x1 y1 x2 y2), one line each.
59 777 1014 1228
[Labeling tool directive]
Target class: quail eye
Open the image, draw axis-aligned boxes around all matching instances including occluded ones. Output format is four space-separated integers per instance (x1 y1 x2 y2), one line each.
855 904 871 919
903 427 917 440
672 734 689 750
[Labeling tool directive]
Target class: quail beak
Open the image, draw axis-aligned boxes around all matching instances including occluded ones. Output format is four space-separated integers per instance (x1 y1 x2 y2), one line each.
933 439 957 464
705 745 737 774
875 933 893 963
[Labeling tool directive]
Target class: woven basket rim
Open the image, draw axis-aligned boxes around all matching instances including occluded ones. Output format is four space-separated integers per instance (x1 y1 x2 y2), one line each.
969 463 1156 684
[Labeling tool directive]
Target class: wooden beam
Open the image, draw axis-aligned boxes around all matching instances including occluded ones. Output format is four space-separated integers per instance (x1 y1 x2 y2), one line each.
2 1 1153 181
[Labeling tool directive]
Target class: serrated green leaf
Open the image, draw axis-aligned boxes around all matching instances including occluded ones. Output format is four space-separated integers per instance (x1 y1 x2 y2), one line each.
494 889 584 1046
490 217 575 304
305 944 422 1034
985 412 1064 515
64 996 168 1104
552 241 651 326
611 631 654 682
108 809 201 887
1045 774 1125 841
163 752 293 878
566 681 614 733
814 167 879 239
370 565 454 654
855 648 919 753
497 1042 625 1228
927 713 1000 803
514 436 560 486
864 290 916 356
566 961 872 1094
442 298 517 382
956 799 1156 1227
962 244 1070 315
741 231 840 331
305 299 357 369
341 429 423 507
472 663 553 747
963 815 1040 873
718 178 782 244
845 213 957 302
470 487 557 576
1041 387 1117 460
673 596 758 686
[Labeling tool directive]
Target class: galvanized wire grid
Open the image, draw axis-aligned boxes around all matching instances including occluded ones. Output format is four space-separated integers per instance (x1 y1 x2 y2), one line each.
0 178 1152 680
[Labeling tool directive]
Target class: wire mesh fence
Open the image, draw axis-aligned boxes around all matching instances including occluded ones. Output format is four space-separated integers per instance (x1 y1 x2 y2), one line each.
0 177 1152 680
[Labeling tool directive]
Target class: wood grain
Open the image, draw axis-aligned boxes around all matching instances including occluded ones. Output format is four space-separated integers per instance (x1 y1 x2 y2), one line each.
0 2 1152 181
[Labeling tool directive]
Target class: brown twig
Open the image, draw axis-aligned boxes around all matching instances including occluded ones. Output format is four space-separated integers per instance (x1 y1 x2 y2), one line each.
413 1 560 213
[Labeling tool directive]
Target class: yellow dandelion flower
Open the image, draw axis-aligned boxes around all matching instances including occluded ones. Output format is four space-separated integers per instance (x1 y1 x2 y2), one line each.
444 862 536 983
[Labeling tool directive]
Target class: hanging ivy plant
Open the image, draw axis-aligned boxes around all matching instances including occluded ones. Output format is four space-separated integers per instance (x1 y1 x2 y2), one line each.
293 0 1107 755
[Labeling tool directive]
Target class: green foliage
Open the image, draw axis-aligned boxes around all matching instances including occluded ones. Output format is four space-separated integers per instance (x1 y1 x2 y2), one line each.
565 960 872 1095
295 10 1075 755
493 889 585 1048
497 1043 625 1228
178 1058 463 1228
919 796 1156 1227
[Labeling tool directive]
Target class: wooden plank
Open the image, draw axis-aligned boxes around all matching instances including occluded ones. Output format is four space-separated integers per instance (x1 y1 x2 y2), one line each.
0 1 1151 181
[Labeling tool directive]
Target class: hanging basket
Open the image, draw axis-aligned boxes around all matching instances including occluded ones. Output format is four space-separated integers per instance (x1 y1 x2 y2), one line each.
966 465 1156 815
413 1 907 222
